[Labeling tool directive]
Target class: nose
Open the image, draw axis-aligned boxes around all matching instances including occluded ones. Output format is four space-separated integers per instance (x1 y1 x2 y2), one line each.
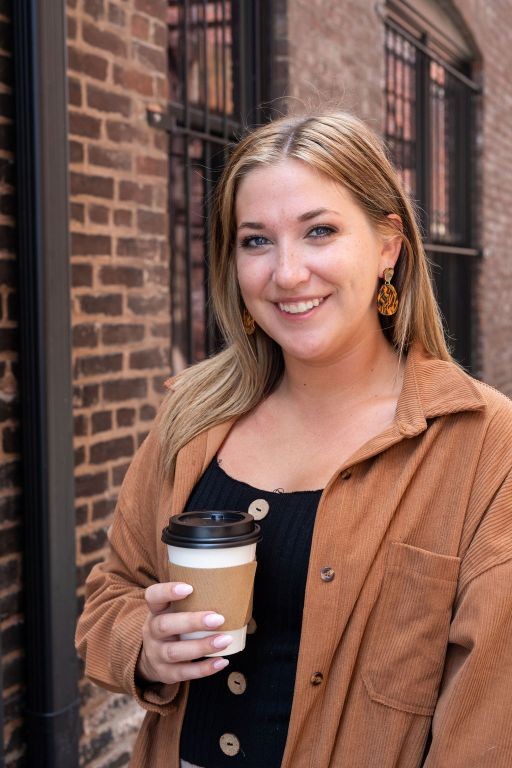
272 244 310 289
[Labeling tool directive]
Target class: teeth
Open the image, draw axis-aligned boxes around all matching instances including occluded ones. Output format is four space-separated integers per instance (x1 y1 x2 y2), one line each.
278 298 324 314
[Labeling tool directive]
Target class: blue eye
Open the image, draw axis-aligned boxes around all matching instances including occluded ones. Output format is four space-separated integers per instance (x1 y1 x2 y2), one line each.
308 225 336 238
240 235 271 248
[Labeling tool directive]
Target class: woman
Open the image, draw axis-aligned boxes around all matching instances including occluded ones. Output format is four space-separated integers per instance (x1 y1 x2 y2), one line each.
76 111 512 768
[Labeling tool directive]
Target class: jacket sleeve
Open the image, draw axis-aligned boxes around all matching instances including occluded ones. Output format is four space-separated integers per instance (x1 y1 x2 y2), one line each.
423 469 512 766
75 418 181 714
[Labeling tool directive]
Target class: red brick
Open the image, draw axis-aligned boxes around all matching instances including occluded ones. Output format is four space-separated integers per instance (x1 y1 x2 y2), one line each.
88 144 132 171
133 41 166 72
88 204 109 225
112 462 130 486
67 14 77 39
127 293 167 315
74 414 88 437
113 64 153 97
83 0 104 20
67 46 108 81
106 120 146 144
102 377 147 402
119 180 152 205
92 498 116 520
68 76 82 106
108 4 125 26
90 435 133 463
134 0 166 21
150 322 170 338
75 445 86 467
75 471 109 498
72 232 112 256
129 347 164 369
70 202 85 223
69 140 84 163
73 383 100 408
136 154 166 177
75 353 123 377
137 208 166 235
113 208 132 227
116 407 136 427
80 527 108 554
71 171 114 199
82 21 126 57
131 13 150 40
71 263 93 287
79 294 123 315
102 323 145 344
116 237 162 259
91 410 112 433
69 111 101 139
87 84 131 117
153 22 166 48
73 323 99 348
99 266 144 287
139 403 156 420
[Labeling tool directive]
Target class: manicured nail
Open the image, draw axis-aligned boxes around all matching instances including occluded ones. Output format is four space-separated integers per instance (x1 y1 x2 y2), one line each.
203 613 225 628
173 583 193 596
212 658 229 670
211 634 233 649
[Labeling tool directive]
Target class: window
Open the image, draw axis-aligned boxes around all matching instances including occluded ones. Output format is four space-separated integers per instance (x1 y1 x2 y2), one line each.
383 0 480 369
149 1 269 370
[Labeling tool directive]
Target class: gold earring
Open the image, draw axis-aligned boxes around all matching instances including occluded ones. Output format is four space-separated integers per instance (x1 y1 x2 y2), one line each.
242 308 255 335
377 267 399 316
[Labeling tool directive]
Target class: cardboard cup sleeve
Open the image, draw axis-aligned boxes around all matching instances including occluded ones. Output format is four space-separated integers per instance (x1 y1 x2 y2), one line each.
168 560 257 631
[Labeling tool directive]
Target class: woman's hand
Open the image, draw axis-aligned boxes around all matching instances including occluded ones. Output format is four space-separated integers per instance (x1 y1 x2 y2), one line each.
136 581 231 685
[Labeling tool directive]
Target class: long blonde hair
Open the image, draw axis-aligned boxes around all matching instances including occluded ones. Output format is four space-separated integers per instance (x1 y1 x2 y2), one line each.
160 111 450 473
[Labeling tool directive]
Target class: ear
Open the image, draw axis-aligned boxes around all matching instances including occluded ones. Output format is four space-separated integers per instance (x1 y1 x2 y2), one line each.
378 214 403 278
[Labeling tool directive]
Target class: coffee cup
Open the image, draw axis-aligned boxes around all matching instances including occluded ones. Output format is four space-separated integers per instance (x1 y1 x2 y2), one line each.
161 511 262 656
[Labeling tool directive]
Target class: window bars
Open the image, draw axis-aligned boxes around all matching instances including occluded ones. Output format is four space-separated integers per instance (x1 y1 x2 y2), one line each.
148 0 267 370
382 4 480 370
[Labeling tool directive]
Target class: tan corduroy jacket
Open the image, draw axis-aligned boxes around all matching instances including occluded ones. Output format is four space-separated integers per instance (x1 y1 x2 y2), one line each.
76 344 512 767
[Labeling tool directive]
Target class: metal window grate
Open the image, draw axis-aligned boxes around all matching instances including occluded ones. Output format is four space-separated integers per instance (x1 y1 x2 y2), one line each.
149 0 267 370
383 9 480 370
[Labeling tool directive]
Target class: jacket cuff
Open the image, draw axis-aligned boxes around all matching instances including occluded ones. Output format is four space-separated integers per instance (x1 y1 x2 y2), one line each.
112 602 180 714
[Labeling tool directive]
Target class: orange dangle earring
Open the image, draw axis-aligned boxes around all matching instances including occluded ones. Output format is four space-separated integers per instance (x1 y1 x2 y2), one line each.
242 308 256 335
377 267 399 316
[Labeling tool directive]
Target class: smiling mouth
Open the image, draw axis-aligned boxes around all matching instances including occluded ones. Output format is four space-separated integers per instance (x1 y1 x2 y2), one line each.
277 297 326 315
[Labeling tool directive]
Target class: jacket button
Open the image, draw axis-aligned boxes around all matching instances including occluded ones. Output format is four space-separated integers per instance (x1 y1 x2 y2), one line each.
227 671 247 695
320 567 335 582
219 733 240 756
340 469 352 480
248 498 270 520
310 672 323 686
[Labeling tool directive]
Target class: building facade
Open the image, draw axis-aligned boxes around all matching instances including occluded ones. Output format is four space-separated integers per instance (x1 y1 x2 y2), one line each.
0 0 511 765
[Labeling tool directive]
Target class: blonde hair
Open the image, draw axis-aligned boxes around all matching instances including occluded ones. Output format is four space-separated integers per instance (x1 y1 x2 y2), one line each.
160 110 450 473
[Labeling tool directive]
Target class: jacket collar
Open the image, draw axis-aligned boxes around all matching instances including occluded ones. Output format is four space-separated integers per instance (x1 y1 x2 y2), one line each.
395 341 486 438
170 342 487 504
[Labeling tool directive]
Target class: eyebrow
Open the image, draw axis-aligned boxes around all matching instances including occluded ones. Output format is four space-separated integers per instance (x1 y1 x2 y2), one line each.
237 207 339 230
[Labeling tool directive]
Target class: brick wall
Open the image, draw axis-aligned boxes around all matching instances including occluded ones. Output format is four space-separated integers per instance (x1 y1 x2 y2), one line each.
0 0 24 764
67 0 170 764
454 0 512 396
287 0 384 126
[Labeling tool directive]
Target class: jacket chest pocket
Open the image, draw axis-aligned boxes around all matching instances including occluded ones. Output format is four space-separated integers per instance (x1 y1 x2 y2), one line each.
362 541 460 717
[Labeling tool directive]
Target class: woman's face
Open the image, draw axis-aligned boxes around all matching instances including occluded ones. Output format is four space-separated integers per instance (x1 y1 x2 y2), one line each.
235 158 401 366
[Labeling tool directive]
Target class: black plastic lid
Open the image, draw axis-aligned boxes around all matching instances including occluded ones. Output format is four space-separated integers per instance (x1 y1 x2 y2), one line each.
161 510 262 549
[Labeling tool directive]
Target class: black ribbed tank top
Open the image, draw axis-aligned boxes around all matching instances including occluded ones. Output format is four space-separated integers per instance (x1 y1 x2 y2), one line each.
179 457 322 768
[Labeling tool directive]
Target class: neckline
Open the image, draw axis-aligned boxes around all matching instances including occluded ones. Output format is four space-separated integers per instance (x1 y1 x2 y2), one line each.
214 457 324 496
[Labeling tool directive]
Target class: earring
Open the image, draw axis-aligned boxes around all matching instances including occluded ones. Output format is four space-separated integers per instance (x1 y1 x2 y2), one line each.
377 267 399 316
242 308 255 335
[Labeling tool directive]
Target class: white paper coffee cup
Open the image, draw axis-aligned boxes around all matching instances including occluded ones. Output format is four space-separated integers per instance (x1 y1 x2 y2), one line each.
162 511 262 656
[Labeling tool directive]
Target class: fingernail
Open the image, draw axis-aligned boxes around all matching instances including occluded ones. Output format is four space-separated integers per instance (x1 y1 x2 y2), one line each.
173 583 193 596
203 613 225 628
211 634 233 649
212 658 229 670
